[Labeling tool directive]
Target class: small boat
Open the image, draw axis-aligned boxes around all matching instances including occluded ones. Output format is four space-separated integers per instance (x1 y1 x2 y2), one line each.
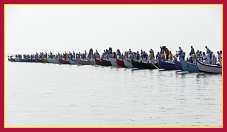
89 58 95 65
48 58 59 64
8 57 15 62
78 59 92 65
110 58 118 67
180 59 199 73
131 59 159 69
196 59 222 73
174 59 183 71
101 58 112 66
42 58 49 63
116 58 125 68
69 59 78 65
59 59 70 64
36 58 43 63
123 59 133 68
158 59 177 70
20 59 31 62
15 58 22 62
95 58 102 65
30 59 36 62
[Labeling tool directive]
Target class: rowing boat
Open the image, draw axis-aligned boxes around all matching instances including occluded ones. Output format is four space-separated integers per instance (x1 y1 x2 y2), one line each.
174 59 183 71
196 59 222 73
158 59 177 70
78 59 92 65
101 58 112 66
42 58 49 63
59 59 70 64
48 58 59 64
95 58 102 65
69 59 78 65
8 57 15 62
116 58 125 68
90 58 95 65
123 59 133 68
131 59 159 69
180 59 199 73
110 58 118 67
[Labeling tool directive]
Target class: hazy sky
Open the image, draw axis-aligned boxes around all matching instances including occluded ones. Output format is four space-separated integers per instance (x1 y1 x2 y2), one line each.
6 5 222 55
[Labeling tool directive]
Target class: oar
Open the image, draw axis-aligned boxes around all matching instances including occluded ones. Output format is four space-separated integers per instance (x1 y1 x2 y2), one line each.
140 58 159 69
150 60 159 69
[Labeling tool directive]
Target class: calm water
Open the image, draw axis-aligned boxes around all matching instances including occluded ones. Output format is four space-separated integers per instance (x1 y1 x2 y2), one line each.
6 60 222 127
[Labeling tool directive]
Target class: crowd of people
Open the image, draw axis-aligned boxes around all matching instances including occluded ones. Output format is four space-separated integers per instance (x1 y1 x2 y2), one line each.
9 46 222 66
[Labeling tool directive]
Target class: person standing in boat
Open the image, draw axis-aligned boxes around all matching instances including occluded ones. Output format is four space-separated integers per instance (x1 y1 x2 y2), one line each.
136 51 140 61
189 46 195 56
210 52 217 65
149 50 155 63
69 52 73 60
73 51 76 59
161 52 165 61
219 50 222 62
160 46 166 54
143 51 148 62
140 50 143 57
113 52 117 58
199 51 203 62
202 52 209 64
116 49 121 58
128 49 133 60
177 47 183 60
109 47 112 54
165 48 170 61
183 52 186 60
214 51 221 66
219 50 222 66
205 46 211 61
84 50 87 59
95 50 100 59
124 51 128 60
49 51 53 59
217 51 220 62
169 51 173 61
156 52 160 60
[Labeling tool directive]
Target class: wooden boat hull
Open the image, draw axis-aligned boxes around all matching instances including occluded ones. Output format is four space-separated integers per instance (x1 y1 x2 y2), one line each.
20 59 31 62
101 59 112 66
89 58 95 65
95 58 102 65
110 58 118 67
175 59 183 70
30 59 36 62
158 59 177 70
48 58 59 64
116 58 125 68
78 59 92 65
42 58 49 63
8 58 15 62
131 59 158 69
59 59 70 64
196 59 222 73
123 59 133 68
15 58 22 62
36 59 43 63
180 60 199 73
69 59 78 65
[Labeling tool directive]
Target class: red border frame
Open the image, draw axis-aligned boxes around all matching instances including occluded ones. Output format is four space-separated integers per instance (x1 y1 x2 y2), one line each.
1 0 225 131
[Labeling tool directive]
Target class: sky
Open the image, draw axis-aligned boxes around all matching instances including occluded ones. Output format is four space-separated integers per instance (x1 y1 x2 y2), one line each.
5 5 222 56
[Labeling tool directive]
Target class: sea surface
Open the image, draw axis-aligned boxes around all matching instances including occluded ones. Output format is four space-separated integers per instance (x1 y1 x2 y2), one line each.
5 60 222 127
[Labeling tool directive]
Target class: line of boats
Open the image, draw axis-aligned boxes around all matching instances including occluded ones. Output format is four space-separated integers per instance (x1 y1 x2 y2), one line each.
8 57 222 74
